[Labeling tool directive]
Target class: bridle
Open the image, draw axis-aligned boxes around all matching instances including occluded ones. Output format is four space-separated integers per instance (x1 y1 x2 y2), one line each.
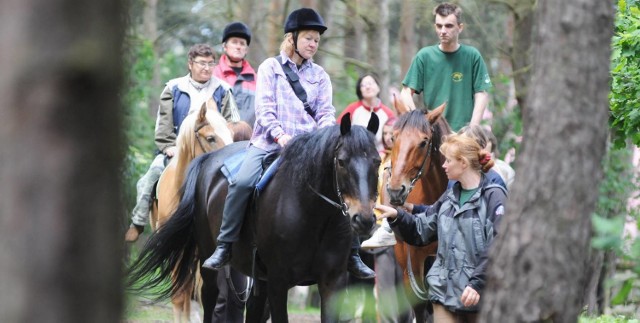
193 121 212 153
308 143 349 217
386 138 433 200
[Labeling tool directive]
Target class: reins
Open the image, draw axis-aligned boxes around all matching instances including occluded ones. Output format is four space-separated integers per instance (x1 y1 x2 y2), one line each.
308 143 349 217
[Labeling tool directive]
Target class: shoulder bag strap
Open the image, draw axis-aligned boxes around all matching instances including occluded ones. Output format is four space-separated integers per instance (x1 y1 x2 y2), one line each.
277 56 316 119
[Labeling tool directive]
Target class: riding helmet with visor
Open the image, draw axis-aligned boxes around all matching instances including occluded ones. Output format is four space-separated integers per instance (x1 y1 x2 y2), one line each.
222 22 252 45
284 8 327 34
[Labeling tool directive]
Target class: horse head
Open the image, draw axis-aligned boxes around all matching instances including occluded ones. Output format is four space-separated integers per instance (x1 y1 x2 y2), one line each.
387 103 448 206
337 112 381 235
188 99 233 157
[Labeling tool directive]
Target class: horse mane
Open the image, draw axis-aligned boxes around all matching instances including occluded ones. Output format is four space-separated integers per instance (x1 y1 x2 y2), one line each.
395 109 448 152
279 125 377 190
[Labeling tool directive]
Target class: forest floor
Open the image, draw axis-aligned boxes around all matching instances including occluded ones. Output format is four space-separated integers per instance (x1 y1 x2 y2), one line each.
122 296 322 323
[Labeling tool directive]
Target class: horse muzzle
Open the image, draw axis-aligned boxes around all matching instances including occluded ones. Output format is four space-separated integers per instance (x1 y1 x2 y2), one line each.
387 185 408 206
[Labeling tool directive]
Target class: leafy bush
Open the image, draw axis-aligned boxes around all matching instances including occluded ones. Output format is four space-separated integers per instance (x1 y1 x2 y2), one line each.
610 0 640 148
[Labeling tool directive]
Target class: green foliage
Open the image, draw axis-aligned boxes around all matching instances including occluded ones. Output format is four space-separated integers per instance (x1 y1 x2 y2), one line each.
121 37 157 213
486 73 523 161
123 37 156 154
580 314 640 323
610 0 640 148
592 147 640 306
332 64 361 116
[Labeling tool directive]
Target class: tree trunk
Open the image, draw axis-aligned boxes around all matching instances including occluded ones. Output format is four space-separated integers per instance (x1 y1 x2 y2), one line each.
343 0 364 70
0 0 126 322
364 0 390 106
509 1 535 115
481 0 614 321
399 0 417 77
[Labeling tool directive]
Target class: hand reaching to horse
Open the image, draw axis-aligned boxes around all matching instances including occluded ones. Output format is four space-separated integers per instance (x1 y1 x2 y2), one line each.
374 204 398 220
460 286 480 307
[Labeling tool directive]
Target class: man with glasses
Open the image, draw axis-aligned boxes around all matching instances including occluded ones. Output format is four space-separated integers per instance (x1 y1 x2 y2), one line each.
125 43 240 242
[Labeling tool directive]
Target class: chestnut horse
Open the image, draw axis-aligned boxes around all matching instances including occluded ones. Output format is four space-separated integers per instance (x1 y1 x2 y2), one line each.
151 99 233 323
387 102 450 322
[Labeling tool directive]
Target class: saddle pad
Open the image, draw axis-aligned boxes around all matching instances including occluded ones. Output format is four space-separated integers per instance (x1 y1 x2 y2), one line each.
220 149 281 192
220 149 246 184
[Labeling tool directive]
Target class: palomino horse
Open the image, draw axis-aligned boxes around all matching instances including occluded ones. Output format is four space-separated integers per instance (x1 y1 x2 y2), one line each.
151 99 233 323
386 102 450 322
129 113 380 323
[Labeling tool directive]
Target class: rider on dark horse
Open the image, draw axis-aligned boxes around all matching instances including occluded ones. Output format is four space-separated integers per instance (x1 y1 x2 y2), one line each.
202 8 375 279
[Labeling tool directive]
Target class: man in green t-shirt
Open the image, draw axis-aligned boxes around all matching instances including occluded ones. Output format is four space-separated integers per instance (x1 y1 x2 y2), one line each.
362 3 493 250
398 2 491 131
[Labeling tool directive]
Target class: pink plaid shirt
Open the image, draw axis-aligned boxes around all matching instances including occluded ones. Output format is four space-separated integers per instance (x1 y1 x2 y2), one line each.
250 52 336 151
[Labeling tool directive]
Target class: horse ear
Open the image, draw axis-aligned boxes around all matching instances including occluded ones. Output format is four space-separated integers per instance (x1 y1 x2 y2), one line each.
340 113 352 135
393 94 406 116
367 113 379 135
427 102 446 124
198 101 207 122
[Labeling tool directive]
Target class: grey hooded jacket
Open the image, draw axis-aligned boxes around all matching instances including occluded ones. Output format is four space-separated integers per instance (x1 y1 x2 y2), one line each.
390 175 507 312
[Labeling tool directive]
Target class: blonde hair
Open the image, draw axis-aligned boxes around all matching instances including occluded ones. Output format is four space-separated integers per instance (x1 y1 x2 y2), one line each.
440 133 494 173
279 30 320 57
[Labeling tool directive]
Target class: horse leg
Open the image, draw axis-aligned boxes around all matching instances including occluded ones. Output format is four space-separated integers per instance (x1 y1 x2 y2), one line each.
170 291 188 323
265 280 289 323
317 272 348 323
245 279 269 323
199 267 219 323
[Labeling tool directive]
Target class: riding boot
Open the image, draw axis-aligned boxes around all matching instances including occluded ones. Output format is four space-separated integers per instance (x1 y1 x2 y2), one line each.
203 242 232 270
347 248 376 279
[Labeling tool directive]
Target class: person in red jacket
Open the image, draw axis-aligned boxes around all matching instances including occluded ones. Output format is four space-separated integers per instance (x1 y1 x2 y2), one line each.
338 73 395 157
214 22 257 128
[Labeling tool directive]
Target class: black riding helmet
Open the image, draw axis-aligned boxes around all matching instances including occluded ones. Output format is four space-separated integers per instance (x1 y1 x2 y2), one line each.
222 22 251 45
284 8 327 34
284 8 327 60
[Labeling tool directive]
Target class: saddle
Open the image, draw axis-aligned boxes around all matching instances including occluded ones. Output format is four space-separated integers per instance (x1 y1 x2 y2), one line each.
220 149 281 281
220 149 281 192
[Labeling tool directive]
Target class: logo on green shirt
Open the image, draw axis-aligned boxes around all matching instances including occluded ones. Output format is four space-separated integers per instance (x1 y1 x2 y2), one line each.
452 72 463 82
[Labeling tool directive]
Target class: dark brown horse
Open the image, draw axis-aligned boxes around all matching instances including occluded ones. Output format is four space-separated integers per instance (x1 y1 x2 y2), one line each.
386 101 450 322
128 113 380 323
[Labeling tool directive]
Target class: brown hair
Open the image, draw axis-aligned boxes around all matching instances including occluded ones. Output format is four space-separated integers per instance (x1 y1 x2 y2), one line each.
188 44 216 62
433 3 463 24
227 121 253 142
440 133 494 173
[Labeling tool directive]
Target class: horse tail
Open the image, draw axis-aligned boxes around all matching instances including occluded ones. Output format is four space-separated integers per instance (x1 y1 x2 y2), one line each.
127 156 207 301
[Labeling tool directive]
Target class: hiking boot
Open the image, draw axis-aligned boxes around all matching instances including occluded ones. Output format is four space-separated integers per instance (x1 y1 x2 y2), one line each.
347 249 375 279
202 242 232 270
361 225 397 249
124 224 144 243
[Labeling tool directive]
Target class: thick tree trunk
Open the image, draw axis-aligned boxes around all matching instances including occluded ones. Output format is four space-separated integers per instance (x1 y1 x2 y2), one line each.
0 0 126 322
481 0 614 321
